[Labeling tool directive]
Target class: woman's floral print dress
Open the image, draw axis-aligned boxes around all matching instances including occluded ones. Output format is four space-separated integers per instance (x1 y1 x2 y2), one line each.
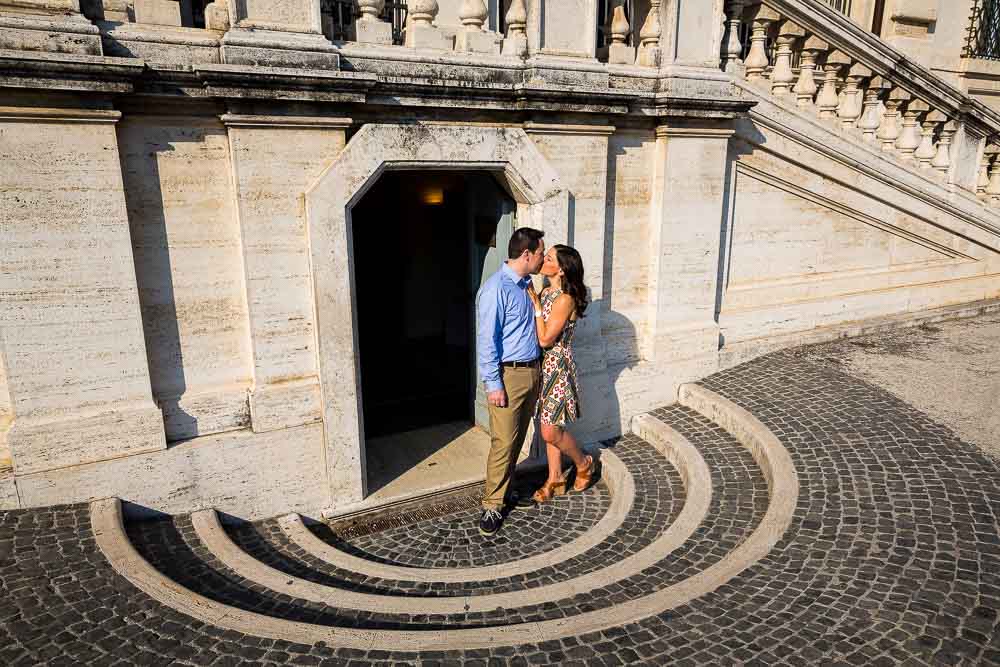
536 288 580 426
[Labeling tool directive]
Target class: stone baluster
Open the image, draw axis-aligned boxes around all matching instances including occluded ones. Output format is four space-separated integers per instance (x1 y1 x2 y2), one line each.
771 20 805 97
456 0 502 52
637 0 663 67
356 0 392 43
817 50 851 121
915 109 946 169
837 62 872 130
977 144 994 197
878 88 911 153
858 76 890 143
608 5 633 65
986 146 1000 203
502 0 528 57
721 0 747 72
932 120 958 174
459 0 487 31
743 3 780 81
405 0 452 49
793 35 829 111
409 0 437 28
896 99 929 161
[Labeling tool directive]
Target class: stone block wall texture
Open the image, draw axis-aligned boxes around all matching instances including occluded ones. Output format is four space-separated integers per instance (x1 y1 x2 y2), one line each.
0 112 166 477
721 121 1000 344
226 123 347 435
117 115 253 443
1 0 998 517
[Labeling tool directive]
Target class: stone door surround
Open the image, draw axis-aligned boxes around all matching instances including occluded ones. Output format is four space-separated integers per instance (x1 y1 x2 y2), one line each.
305 123 570 507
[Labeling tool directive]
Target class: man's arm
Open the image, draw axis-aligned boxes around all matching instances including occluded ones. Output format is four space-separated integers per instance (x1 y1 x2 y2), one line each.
476 281 506 403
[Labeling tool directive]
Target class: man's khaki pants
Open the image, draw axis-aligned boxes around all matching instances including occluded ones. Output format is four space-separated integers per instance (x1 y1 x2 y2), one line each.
482 365 540 510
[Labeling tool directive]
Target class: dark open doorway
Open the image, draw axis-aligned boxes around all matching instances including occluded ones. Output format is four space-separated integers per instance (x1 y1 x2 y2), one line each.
351 169 516 499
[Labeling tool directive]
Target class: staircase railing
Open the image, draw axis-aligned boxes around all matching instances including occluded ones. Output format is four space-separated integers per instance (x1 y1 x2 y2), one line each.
721 0 1000 205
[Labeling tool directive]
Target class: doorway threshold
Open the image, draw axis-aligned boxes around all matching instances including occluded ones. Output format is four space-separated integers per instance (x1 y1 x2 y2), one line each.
322 421 542 522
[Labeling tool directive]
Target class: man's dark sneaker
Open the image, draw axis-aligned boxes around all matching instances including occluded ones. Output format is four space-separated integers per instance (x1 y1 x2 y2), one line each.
505 488 533 509
479 508 503 536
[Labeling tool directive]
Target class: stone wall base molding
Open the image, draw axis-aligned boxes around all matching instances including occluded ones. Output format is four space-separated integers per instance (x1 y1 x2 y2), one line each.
248 379 323 434
10 422 330 520
8 401 166 476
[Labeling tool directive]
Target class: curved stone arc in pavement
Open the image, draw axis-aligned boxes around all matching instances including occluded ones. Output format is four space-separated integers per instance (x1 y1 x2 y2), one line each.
189 443 706 614
91 383 799 651
278 450 636 583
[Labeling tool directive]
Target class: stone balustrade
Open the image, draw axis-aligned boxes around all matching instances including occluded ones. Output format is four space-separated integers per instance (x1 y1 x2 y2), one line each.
63 0 668 65
720 0 1000 200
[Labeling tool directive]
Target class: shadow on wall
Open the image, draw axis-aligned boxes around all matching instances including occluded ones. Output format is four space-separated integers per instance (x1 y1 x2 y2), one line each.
118 125 246 445
523 129 644 456
716 120 762 350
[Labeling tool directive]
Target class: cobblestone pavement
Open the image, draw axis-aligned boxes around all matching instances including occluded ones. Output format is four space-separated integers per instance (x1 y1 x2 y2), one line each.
2 318 999 665
789 312 1000 459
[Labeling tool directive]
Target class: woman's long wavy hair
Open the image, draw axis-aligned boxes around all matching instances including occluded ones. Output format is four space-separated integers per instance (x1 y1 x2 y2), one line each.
553 244 588 318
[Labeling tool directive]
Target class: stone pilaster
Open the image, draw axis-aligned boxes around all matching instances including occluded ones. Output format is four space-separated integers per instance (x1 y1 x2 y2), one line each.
524 121 617 440
222 113 352 435
220 0 339 70
0 105 167 475
0 0 102 55
645 119 735 374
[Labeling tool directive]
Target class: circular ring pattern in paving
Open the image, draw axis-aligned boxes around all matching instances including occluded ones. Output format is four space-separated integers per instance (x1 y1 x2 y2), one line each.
6 346 995 664
91 382 797 650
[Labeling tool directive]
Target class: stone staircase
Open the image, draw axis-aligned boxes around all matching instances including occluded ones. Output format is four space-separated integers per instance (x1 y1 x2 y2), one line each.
728 0 1000 198
88 382 797 654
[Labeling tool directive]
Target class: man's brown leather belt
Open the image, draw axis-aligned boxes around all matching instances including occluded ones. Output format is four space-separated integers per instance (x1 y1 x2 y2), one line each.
501 359 539 368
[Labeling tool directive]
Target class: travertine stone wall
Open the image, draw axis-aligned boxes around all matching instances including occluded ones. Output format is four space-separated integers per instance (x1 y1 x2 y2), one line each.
525 124 616 439
0 108 166 475
0 345 12 470
603 131 653 369
224 116 351 435
118 115 253 442
646 120 734 364
722 119 1000 342
16 422 329 520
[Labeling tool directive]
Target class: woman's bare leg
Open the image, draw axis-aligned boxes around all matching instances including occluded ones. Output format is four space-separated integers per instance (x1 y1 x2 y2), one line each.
541 423 587 477
545 440 563 482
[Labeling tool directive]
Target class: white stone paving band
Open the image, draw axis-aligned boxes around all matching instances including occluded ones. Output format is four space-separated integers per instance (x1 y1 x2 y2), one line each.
278 450 635 583
91 383 798 651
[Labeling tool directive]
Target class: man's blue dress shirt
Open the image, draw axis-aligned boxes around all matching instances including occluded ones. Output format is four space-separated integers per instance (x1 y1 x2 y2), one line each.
476 263 540 393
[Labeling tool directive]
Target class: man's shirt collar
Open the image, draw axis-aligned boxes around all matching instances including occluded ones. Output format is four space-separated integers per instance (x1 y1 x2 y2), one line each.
502 262 530 288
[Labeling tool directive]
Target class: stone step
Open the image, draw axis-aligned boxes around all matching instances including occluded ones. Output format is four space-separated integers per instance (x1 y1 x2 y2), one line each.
91 382 798 651
232 436 680 597
122 434 701 622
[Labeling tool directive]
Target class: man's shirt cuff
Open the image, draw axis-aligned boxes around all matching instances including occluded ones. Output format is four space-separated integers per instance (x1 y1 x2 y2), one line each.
485 379 504 393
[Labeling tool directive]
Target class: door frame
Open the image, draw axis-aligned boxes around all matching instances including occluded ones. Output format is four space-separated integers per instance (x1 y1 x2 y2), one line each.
305 123 569 504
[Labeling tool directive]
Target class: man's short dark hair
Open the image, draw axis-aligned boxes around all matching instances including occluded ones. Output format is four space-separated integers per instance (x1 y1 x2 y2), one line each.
508 227 545 260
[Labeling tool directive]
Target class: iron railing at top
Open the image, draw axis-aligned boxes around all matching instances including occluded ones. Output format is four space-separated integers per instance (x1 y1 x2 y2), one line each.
966 0 1000 59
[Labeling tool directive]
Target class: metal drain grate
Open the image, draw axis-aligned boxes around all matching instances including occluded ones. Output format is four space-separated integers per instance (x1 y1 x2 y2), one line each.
327 490 485 540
